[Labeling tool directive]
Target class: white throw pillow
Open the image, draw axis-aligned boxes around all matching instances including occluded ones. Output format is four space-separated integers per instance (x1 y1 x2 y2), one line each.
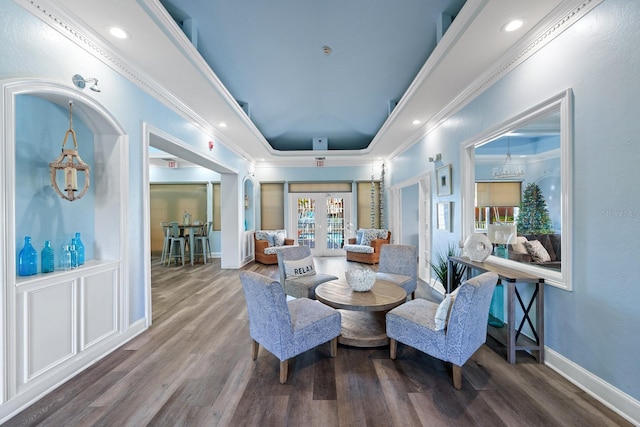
434 294 452 331
512 236 528 254
524 240 551 263
284 255 316 277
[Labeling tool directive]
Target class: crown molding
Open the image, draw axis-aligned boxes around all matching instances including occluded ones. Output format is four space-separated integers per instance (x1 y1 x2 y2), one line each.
388 0 603 163
15 0 256 164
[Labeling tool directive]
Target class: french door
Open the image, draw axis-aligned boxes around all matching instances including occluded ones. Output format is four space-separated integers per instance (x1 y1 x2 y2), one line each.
289 193 351 256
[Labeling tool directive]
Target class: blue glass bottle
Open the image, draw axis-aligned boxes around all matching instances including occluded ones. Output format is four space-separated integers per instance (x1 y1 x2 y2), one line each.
75 232 85 265
488 282 504 327
41 240 55 273
18 236 38 276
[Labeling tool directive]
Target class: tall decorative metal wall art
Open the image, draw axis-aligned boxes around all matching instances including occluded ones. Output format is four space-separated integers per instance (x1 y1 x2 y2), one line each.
369 163 386 228
379 163 385 227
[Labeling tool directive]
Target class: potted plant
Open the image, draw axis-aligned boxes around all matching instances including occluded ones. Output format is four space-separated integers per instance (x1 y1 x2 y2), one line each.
428 243 466 293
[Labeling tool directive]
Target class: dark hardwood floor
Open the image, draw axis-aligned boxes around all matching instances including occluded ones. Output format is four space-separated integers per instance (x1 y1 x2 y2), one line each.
5 257 630 426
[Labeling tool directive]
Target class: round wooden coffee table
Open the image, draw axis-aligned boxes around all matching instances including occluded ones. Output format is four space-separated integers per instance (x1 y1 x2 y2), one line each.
315 278 406 347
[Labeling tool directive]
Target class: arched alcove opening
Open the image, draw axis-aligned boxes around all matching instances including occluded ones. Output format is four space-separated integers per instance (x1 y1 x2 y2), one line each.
1 79 129 406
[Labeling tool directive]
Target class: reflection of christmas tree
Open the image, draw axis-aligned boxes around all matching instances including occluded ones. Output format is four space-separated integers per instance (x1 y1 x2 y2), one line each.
517 182 552 234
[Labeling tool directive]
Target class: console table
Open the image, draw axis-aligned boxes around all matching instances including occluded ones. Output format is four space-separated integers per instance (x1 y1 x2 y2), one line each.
448 256 544 364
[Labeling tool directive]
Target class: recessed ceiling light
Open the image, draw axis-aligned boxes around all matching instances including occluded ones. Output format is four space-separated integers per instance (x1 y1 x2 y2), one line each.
502 19 524 32
219 122 227 128
109 26 129 39
412 119 421 125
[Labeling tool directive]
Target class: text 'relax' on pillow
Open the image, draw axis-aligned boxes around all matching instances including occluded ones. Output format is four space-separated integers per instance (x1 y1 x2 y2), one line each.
524 240 551 263
283 255 316 277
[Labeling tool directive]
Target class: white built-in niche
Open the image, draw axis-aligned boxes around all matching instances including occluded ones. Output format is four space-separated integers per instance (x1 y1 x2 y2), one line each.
1 80 129 406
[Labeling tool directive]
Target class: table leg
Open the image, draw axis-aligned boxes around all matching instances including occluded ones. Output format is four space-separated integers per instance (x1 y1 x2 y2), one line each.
535 281 545 363
507 281 516 364
189 231 195 266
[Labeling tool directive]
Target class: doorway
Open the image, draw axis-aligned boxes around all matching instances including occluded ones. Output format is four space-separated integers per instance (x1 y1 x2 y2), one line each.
289 193 351 256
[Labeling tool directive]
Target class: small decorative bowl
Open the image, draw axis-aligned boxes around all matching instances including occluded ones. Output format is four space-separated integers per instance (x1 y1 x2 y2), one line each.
345 268 376 292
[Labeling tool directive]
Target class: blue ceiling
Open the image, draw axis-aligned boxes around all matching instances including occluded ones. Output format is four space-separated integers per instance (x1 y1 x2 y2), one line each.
160 0 466 151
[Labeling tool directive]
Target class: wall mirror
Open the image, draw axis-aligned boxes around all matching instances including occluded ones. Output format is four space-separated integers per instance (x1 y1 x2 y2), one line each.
461 90 573 290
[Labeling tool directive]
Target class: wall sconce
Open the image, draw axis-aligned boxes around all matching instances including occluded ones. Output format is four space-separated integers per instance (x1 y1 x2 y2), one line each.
49 101 91 202
72 74 101 92
244 194 250 210
429 153 442 163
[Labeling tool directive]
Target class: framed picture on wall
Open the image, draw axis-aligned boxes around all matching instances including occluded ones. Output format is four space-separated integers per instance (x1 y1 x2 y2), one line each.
437 202 452 232
436 164 452 196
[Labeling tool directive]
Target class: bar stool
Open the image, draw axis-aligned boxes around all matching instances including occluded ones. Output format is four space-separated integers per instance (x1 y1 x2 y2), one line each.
193 221 212 264
160 221 170 264
184 220 203 257
166 221 185 266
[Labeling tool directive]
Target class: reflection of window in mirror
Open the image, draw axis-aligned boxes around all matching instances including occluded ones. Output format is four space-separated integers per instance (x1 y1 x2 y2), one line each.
462 90 573 290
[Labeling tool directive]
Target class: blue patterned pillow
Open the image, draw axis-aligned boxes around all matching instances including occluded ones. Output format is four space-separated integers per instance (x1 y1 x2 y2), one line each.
266 233 276 246
274 231 286 246
255 231 269 241
360 229 380 246
356 229 364 245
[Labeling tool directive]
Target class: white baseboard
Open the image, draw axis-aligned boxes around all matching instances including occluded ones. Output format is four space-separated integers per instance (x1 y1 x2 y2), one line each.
545 347 640 426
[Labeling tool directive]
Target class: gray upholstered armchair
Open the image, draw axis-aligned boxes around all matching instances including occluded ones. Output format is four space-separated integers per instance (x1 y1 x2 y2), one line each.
276 246 338 299
386 272 498 389
376 244 418 299
239 271 341 384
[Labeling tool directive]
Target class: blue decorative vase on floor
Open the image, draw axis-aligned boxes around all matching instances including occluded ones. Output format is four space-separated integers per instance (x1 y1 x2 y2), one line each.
18 236 38 276
41 240 55 273
75 232 85 265
488 282 504 328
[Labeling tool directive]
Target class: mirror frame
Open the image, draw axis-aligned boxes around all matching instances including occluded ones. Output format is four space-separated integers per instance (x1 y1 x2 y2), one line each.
460 89 573 290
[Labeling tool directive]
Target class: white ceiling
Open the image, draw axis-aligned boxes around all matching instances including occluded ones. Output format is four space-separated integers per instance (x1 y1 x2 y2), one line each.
45 0 570 167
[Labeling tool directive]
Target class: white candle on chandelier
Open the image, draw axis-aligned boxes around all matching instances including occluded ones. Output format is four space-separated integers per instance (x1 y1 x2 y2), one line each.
64 167 78 191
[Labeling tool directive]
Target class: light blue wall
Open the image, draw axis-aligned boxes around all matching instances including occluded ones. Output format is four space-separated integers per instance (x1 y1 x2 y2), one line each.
150 166 221 182
389 0 640 400
401 184 419 246
1 0 250 321
15 95 95 267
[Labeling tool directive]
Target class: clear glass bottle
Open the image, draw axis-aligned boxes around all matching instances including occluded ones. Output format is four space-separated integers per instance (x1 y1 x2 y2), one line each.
70 239 78 268
61 245 72 271
18 236 38 276
74 232 85 265
41 240 55 273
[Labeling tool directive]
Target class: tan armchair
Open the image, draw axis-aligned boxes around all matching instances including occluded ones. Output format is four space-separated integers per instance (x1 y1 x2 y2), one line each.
254 230 294 265
344 229 391 264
